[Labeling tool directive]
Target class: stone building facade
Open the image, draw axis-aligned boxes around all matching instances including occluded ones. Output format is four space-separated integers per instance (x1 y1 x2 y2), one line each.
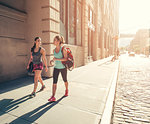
0 0 119 83
130 29 150 54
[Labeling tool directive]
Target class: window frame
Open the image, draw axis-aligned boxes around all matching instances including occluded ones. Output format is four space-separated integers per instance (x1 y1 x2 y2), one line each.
60 0 82 46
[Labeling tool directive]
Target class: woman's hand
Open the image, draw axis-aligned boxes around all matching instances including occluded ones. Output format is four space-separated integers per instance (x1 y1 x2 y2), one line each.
45 67 48 72
27 65 29 70
53 57 58 61
50 60 54 66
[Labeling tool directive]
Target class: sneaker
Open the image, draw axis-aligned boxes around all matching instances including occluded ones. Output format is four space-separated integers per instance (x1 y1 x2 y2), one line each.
48 96 56 102
64 90 68 97
28 72 34 76
39 85 46 91
29 92 36 97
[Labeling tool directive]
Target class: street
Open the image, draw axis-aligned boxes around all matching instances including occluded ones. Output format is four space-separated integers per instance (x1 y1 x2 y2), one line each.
112 54 150 123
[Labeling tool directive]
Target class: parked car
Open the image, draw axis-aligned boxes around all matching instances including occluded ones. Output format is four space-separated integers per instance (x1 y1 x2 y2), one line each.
120 51 126 54
129 52 135 57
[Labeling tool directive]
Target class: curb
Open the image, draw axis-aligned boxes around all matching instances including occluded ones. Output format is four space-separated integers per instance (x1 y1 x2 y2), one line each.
71 56 113 71
99 60 120 124
87 56 113 66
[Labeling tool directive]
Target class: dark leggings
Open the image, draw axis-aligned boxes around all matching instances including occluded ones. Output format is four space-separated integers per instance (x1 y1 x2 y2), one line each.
53 68 67 84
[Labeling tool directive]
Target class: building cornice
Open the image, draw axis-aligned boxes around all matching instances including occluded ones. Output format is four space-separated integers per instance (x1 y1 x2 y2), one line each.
0 4 27 22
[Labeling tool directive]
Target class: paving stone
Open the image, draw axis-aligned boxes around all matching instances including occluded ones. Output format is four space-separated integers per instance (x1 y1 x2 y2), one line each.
123 113 135 117
112 120 124 124
114 115 130 120
113 117 125 122
121 107 130 112
112 56 150 123
124 120 134 123
132 117 150 123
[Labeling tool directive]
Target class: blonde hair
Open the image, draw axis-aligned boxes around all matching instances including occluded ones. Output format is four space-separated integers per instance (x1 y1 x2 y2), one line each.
55 35 65 45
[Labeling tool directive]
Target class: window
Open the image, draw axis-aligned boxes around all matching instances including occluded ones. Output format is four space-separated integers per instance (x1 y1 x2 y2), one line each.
60 0 67 43
68 0 76 45
104 31 106 48
90 10 93 24
88 7 95 31
60 0 66 25
99 26 104 48
76 0 82 45
60 0 82 46
98 26 102 48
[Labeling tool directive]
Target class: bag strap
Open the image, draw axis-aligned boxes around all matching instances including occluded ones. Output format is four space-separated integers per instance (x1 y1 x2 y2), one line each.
61 46 64 57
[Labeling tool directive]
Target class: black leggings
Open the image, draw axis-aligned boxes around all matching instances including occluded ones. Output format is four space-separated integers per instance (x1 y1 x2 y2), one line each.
53 68 67 84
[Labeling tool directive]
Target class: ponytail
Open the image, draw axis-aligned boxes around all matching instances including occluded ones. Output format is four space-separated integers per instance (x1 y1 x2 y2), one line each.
60 36 64 45
31 43 36 52
31 37 40 52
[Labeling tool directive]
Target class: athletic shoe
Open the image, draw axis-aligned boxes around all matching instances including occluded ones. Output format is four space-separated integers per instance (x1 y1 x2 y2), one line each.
48 96 56 102
64 90 68 96
29 92 36 97
39 85 46 91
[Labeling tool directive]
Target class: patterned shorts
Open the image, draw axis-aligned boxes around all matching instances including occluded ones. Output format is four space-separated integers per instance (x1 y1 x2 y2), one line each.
33 62 43 71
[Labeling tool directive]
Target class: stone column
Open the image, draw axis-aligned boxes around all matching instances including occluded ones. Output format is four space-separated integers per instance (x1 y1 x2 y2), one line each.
82 0 88 65
26 0 60 78
100 0 105 59
41 0 60 77
93 1 99 61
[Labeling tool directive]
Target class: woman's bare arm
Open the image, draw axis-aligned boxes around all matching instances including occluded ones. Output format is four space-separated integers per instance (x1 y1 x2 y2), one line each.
27 52 33 69
41 48 48 72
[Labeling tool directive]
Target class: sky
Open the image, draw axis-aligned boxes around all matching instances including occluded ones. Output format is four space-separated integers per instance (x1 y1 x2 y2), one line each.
119 0 150 34
119 0 150 47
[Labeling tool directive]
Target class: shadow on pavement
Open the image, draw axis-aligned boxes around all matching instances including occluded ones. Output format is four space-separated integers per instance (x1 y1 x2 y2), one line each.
9 96 65 124
105 61 113 65
0 76 49 94
0 76 33 94
98 60 113 66
0 95 32 115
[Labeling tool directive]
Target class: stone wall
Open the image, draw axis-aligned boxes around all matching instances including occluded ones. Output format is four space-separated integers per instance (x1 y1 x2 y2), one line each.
0 4 27 83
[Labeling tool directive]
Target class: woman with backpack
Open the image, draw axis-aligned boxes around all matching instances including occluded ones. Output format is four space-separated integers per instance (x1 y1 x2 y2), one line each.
27 37 48 97
48 35 69 102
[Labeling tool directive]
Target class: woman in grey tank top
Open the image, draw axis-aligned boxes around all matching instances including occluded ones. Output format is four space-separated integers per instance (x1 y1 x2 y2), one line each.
27 37 48 97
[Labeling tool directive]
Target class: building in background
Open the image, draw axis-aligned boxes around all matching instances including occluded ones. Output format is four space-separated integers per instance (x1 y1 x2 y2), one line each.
0 0 119 83
130 29 150 54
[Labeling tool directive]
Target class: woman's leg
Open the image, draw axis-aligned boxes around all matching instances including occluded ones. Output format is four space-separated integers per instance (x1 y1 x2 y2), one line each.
61 68 68 96
52 68 59 97
64 82 68 90
48 68 59 101
38 74 44 86
33 70 41 93
52 84 57 97
61 68 68 89
38 71 46 91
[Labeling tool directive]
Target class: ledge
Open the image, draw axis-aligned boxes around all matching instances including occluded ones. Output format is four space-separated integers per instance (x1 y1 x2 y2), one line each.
0 4 27 22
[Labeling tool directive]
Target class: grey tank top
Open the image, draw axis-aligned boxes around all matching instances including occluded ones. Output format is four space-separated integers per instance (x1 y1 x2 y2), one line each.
32 47 42 64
